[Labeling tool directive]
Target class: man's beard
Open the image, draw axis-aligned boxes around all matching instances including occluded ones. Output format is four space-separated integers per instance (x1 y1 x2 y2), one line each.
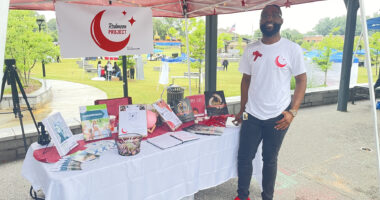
260 23 281 37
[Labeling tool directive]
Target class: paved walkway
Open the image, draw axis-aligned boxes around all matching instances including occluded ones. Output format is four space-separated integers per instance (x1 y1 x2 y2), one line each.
0 79 107 132
0 100 379 199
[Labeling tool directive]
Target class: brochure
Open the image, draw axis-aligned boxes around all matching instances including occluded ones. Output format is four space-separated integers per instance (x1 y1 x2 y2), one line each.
69 150 99 162
51 157 82 172
172 98 195 123
42 112 78 157
153 100 182 131
79 104 111 141
204 90 229 116
186 94 206 117
84 140 116 155
182 124 225 136
118 104 148 137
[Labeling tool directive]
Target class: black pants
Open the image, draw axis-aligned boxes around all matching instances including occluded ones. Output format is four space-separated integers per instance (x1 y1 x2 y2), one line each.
237 112 289 200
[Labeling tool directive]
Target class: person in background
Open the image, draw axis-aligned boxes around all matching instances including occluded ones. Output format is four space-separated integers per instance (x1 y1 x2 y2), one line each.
233 4 307 200
222 59 229 71
130 66 135 79
106 61 113 80
97 61 102 77
114 62 122 81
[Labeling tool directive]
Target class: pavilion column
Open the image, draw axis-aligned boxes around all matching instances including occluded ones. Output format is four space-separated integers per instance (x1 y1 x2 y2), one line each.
0 0 10 95
337 0 359 111
205 15 218 92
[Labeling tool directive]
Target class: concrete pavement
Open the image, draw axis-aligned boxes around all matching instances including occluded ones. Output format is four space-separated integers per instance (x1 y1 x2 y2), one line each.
0 100 380 199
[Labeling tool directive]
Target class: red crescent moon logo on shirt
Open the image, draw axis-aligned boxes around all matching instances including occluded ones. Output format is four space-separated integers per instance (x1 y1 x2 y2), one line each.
90 10 131 52
275 56 287 68
121 128 127 134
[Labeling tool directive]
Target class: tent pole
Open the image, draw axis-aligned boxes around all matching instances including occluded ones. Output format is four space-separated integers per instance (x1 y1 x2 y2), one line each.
359 0 380 191
352 32 363 64
185 14 191 95
0 0 10 96
122 55 128 97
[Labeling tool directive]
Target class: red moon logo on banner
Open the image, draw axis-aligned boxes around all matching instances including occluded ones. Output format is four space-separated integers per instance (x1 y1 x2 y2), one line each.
90 10 131 52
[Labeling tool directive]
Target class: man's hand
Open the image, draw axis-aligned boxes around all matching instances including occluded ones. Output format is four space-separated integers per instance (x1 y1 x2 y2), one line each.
233 111 244 125
275 111 294 130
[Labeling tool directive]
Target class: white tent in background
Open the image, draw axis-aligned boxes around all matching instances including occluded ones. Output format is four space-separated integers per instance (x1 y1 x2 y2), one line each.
158 61 169 86
135 55 144 80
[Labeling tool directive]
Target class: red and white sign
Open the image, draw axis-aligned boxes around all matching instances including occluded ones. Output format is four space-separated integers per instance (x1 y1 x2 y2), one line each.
55 2 153 58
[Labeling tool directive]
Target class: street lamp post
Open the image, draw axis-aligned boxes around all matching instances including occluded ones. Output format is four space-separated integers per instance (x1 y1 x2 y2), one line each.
36 18 46 77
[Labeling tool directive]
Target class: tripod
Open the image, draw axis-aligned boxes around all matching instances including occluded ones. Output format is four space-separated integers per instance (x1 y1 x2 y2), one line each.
1 59 50 200
0 59 50 152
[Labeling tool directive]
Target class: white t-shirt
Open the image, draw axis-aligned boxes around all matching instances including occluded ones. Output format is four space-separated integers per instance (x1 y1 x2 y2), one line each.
239 38 306 120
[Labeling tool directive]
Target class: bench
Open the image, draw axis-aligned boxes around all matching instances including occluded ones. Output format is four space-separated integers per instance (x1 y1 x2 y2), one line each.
350 86 380 104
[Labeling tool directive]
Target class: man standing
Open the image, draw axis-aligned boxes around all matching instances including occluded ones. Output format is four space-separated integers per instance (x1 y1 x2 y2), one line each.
223 59 229 71
234 5 307 200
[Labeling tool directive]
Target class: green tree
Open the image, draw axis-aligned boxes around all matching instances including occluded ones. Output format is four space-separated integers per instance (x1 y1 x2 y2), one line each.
153 18 182 39
301 41 313 51
180 18 205 93
281 28 303 45
47 18 58 42
218 32 232 53
253 29 262 40
370 32 380 73
312 28 344 86
167 27 178 40
5 10 58 86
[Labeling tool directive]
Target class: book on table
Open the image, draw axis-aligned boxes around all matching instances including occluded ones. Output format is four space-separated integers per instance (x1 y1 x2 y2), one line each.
79 104 111 141
182 124 225 136
204 90 229 116
42 112 78 157
169 131 199 142
172 98 195 123
118 104 148 137
147 131 199 150
153 99 182 131
186 94 206 117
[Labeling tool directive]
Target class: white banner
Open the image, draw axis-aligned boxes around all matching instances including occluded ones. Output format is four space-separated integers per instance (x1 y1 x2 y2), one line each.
55 2 153 58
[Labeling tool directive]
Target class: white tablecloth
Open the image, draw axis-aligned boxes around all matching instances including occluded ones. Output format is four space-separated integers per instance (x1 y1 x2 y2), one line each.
22 127 263 200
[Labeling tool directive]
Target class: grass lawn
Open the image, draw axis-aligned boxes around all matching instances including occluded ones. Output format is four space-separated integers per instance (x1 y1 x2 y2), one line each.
30 58 243 104
29 57 379 104
357 66 380 83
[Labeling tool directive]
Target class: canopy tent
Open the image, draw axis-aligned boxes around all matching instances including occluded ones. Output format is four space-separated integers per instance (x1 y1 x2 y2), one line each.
2 0 380 192
367 17 380 30
9 0 323 18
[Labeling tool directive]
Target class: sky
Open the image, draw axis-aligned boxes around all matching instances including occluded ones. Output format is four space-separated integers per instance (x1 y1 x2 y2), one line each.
39 0 380 35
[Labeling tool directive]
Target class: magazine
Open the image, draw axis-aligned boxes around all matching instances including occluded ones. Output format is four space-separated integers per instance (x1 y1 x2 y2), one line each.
169 131 199 142
42 112 78 157
118 104 148 137
186 94 205 117
79 104 111 141
182 124 225 136
204 91 229 116
153 100 182 131
172 98 195 123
